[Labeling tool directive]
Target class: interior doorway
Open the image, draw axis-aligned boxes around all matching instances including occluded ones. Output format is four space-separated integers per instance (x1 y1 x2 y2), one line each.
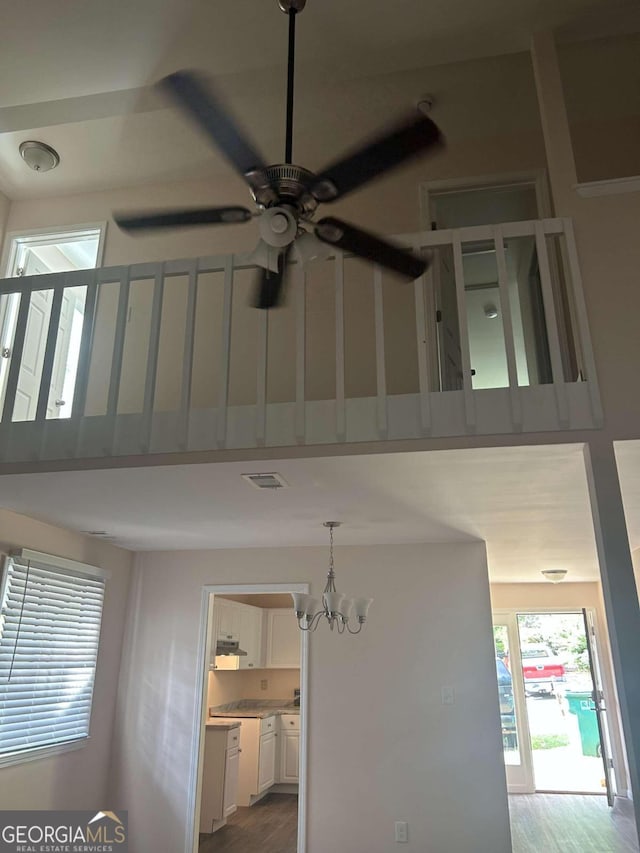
189 583 308 853
0 225 104 421
419 174 570 393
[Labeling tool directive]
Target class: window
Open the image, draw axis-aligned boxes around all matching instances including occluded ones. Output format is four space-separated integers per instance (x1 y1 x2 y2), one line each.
0 550 107 765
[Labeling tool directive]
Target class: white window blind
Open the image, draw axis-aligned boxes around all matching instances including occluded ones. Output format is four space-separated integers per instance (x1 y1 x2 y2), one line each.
0 553 106 759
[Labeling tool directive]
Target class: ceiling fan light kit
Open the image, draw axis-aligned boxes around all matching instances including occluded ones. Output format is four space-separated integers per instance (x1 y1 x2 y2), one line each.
115 0 445 309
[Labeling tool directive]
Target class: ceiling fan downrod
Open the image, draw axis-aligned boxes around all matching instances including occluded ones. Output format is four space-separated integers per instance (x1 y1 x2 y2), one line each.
278 0 306 164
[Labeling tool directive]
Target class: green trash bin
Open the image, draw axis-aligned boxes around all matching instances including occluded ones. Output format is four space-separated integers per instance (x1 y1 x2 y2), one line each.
565 691 601 757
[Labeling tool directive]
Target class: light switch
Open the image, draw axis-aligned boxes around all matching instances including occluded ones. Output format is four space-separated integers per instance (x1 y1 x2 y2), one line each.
441 686 455 705
395 821 408 843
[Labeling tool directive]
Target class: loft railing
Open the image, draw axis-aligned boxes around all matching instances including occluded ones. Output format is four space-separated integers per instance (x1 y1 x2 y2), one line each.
0 218 601 465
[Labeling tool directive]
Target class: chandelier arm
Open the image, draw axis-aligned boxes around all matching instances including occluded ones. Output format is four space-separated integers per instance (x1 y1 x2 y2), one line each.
307 610 326 631
345 620 364 635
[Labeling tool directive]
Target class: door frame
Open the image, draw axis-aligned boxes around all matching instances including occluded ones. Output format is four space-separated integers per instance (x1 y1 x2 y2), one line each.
419 170 552 232
186 582 310 853
494 605 626 798
1 222 107 278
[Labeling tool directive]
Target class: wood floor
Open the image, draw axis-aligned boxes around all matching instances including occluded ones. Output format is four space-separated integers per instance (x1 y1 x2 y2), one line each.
200 792 638 852
199 793 298 853
510 794 639 853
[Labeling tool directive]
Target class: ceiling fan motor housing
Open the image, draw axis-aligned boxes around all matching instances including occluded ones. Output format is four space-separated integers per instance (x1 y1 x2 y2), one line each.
247 164 318 219
278 0 306 12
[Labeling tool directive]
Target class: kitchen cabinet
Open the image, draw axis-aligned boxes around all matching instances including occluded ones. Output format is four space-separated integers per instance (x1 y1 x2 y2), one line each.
258 730 277 791
216 599 240 641
211 599 263 670
222 716 278 806
278 715 300 783
238 605 263 670
265 609 300 668
199 725 241 834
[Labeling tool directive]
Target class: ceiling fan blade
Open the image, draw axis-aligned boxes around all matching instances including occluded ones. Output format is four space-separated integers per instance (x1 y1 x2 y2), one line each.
115 206 252 232
315 217 428 281
160 70 268 180
254 245 291 310
310 114 443 203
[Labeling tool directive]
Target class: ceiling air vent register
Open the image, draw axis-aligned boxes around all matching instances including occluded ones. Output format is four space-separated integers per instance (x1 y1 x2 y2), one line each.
241 472 289 490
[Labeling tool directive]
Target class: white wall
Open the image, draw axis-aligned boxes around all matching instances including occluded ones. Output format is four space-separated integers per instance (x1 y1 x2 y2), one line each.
0 190 9 250
0 508 133 809
110 542 511 853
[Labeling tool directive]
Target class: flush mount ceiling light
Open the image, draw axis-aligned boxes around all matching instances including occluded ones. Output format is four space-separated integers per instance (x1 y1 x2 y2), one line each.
541 569 568 583
19 140 60 172
291 522 372 634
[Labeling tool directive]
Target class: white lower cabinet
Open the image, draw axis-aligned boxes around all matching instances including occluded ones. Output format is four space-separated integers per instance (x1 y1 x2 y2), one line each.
278 714 300 783
222 716 278 806
199 726 241 834
258 730 277 792
223 746 240 817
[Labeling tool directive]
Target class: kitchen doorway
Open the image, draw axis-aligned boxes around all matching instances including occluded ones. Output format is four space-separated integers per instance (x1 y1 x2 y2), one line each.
188 583 309 853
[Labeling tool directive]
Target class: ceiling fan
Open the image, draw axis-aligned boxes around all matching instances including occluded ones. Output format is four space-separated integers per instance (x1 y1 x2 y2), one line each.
115 0 445 309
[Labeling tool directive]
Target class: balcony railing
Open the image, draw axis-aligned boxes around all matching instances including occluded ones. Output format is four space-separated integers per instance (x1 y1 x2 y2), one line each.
0 218 601 465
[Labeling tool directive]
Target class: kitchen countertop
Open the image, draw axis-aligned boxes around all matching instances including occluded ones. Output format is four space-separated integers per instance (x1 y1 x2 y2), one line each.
209 700 300 720
205 719 242 730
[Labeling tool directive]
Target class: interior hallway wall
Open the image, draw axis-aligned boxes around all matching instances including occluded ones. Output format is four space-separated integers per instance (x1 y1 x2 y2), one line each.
0 508 133 809
110 542 512 853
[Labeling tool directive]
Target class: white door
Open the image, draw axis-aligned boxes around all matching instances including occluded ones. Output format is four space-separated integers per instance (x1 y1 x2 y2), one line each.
493 614 535 793
434 246 464 391
13 287 54 422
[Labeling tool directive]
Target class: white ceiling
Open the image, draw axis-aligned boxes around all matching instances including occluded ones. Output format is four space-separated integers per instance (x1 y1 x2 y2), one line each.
0 443 608 583
0 0 638 199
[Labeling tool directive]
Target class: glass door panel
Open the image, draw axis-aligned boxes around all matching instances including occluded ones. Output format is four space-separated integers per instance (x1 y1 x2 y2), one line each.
493 614 534 793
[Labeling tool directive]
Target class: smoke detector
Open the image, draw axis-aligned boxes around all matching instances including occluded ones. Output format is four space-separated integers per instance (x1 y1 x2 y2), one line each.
242 472 289 490
19 140 60 172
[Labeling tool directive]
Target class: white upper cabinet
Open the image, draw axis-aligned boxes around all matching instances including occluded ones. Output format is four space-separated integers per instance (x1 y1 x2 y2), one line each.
238 605 263 670
216 599 240 641
212 599 264 670
265 609 301 669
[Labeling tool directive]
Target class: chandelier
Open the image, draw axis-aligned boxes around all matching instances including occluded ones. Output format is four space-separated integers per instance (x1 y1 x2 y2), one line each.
291 522 372 633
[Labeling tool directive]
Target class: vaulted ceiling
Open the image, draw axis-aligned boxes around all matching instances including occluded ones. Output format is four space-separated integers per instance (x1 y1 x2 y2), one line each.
0 0 638 198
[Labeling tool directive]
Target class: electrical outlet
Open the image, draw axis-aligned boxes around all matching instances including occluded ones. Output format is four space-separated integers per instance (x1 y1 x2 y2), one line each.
441 685 455 705
394 821 408 843
260 679 268 691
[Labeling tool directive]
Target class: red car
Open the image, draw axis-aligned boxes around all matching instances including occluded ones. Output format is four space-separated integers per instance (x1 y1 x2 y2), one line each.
520 645 566 695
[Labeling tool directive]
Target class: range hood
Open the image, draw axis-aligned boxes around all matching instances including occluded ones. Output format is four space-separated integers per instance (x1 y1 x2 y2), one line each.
215 639 248 657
